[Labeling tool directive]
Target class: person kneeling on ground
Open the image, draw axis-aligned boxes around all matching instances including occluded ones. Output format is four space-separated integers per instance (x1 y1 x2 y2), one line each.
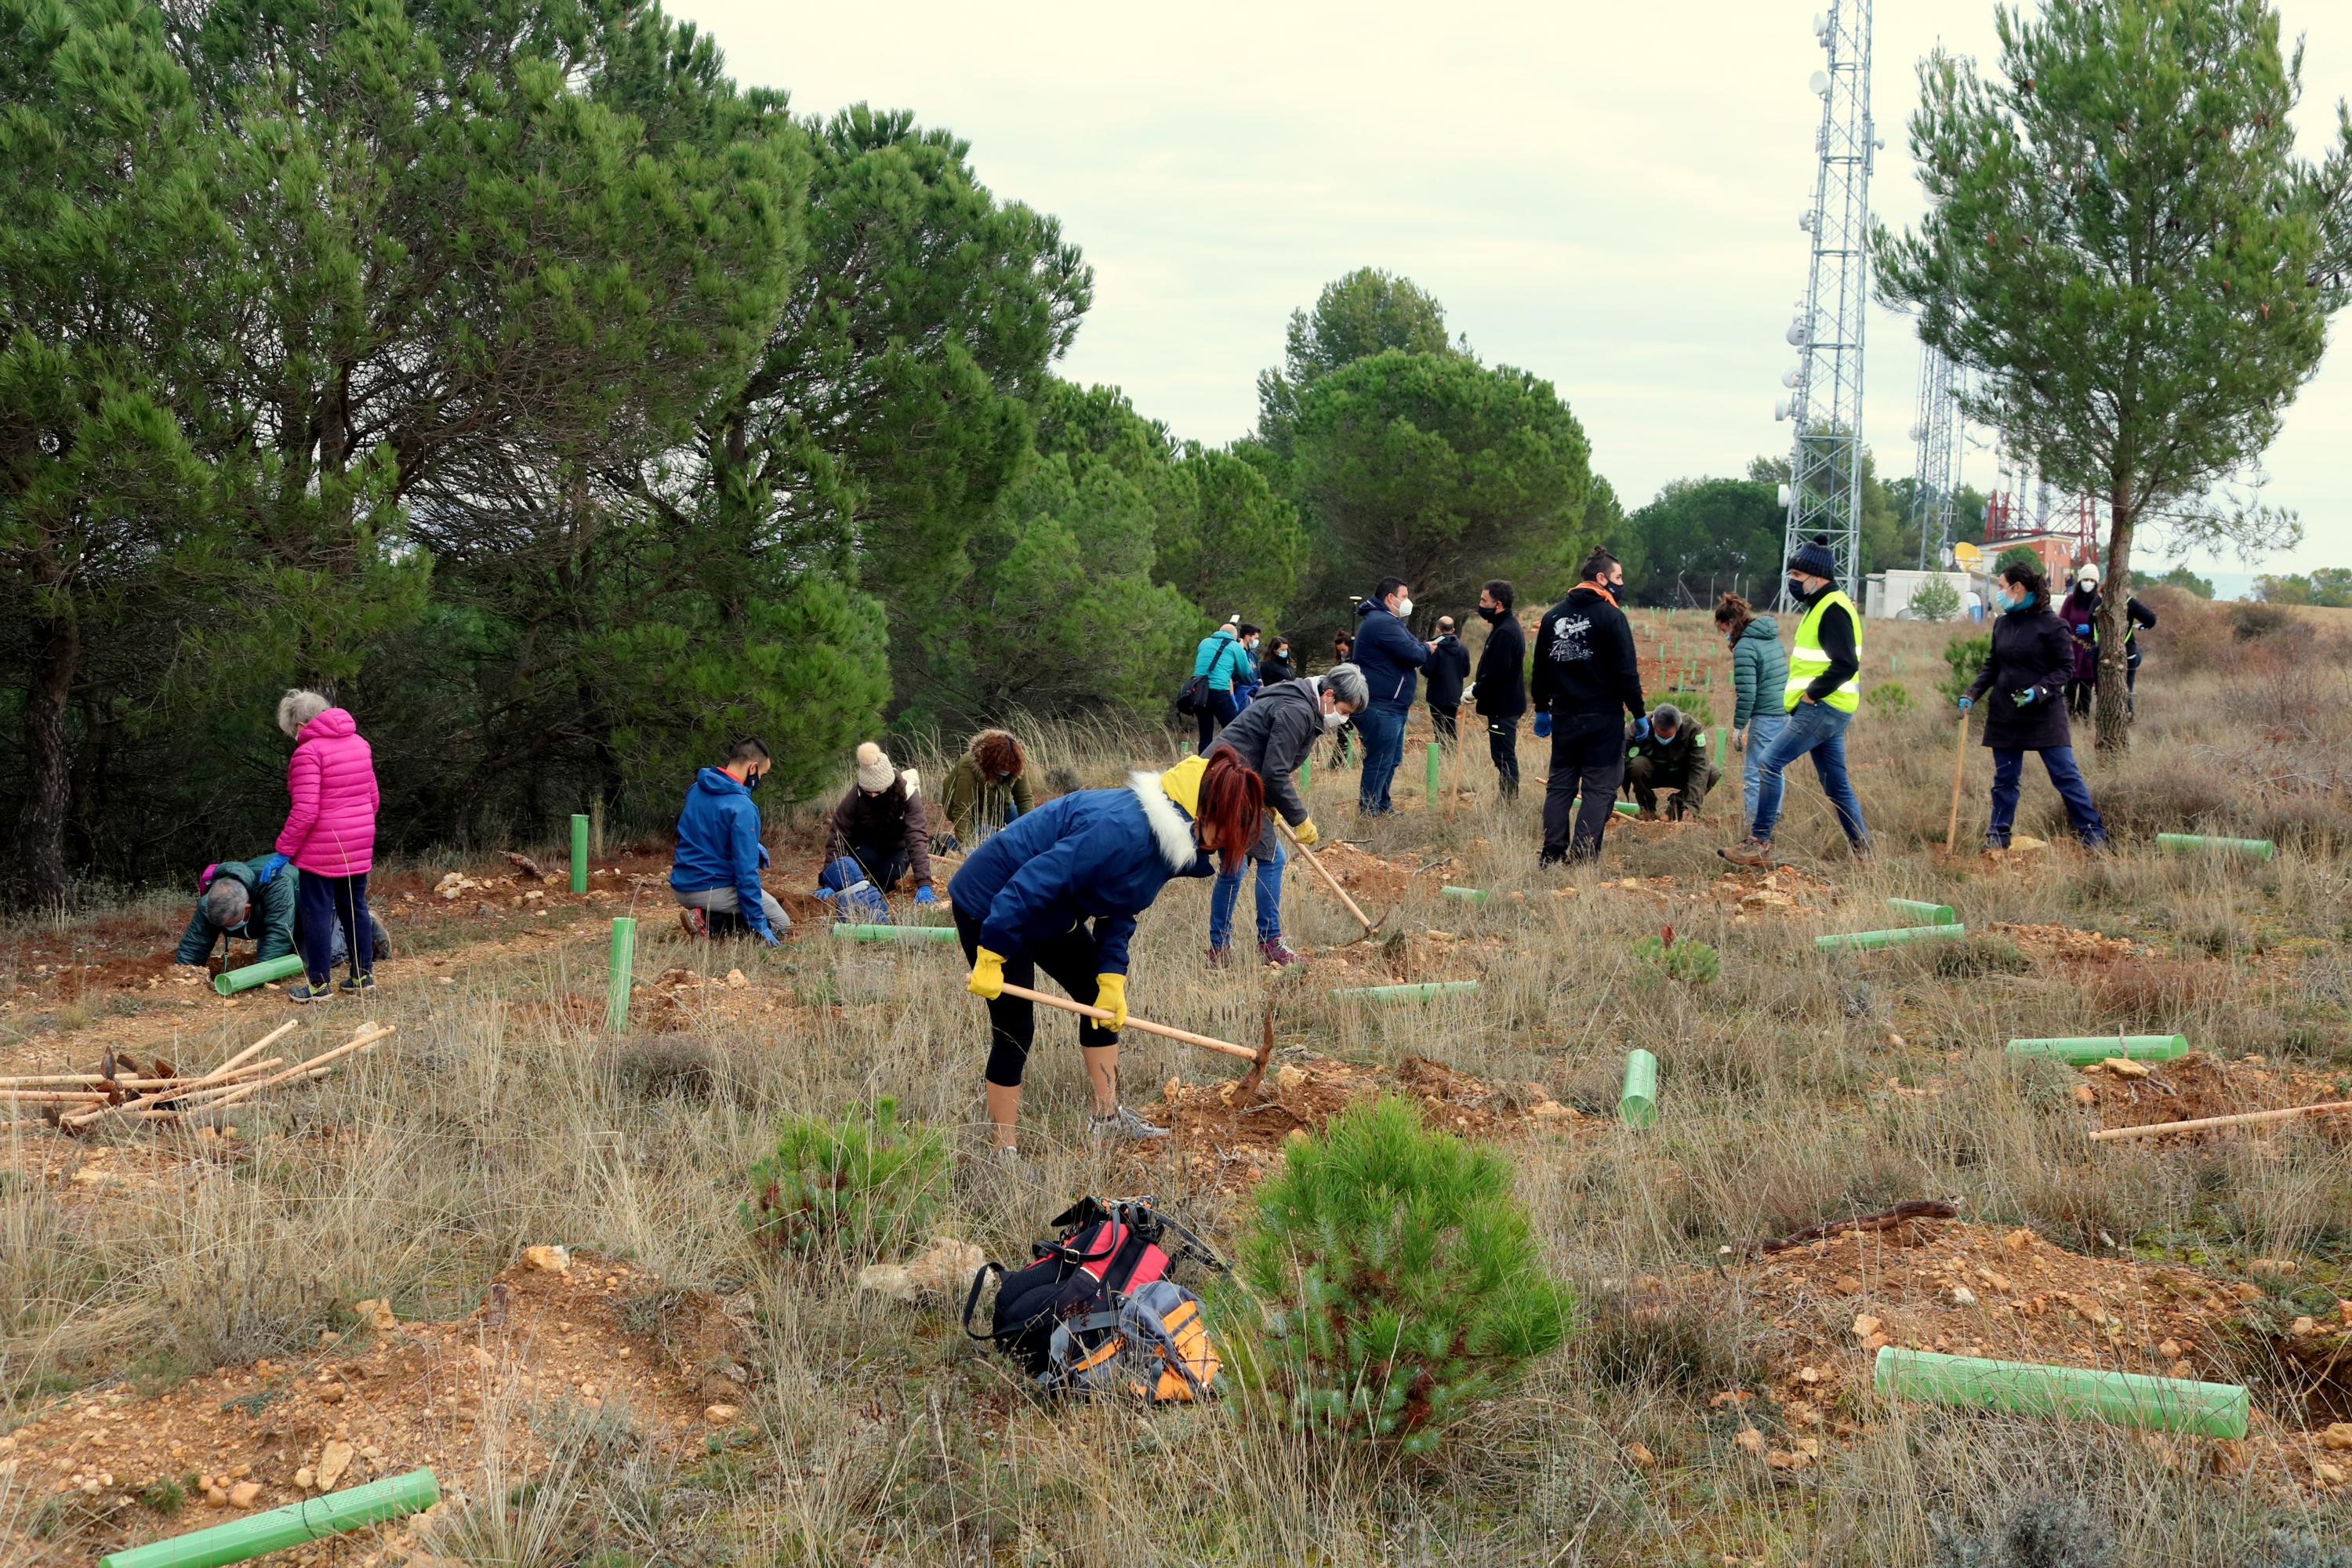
1624 702 1721 821
1962 561 2108 851
951 751 1265 1163
1205 662 1367 967
935 730 1033 855
825 743 935 911
672 738 790 945
176 855 387 971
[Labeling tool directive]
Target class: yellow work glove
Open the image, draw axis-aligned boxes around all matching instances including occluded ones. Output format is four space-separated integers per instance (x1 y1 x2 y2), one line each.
1294 818 1319 848
967 948 1007 1000
1094 973 1128 1031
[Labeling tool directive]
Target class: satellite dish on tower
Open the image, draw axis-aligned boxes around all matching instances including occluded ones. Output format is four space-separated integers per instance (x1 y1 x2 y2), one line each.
1809 70 1831 97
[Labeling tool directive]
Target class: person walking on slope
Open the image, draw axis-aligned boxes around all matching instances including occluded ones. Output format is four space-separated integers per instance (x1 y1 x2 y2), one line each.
1715 592 1788 833
936 730 1033 855
1351 578 1431 817
1624 702 1721 821
1721 537 1871 866
953 751 1265 1162
1962 561 2107 850
673 738 791 944
1532 549 1646 866
271 690 382 1003
1205 663 1367 967
1424 616 1471 746
1472 580 1528 800
1188 617 1258 750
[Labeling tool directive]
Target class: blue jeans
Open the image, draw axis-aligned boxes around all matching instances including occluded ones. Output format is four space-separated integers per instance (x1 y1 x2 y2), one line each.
1989 746 2107 845
1741 710 1788 831
1356 706 1408 815
1750 702 1867 846
1210 838 1286 947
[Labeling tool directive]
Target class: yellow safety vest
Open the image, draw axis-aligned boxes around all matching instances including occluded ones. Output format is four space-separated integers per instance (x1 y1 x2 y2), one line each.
1784 590 1862 713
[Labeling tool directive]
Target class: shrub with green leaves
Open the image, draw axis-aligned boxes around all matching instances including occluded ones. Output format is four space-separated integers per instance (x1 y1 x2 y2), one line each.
1909 576 1962 622
1230 1097 1576 1455
740 1097 946 1261
1632 931 1719 985
1865 680 1915 716
1941 634 1991 703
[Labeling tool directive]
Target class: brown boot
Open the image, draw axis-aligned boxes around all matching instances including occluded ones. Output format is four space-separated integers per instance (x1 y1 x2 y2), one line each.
1719 837 1772 868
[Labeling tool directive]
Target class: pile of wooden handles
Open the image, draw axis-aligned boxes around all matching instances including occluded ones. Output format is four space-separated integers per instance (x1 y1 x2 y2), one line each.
0 1020 396 1133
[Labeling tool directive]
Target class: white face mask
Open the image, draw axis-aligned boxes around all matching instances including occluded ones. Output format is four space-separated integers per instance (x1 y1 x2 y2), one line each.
1322 709 1349 731
1394 596 1414 619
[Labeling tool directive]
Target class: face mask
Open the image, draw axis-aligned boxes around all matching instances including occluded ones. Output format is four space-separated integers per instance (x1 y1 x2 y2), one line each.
1322 709 1348 731
1477 604 1504 623
743 769 764 793
1787 577 1809 601
1394 596 1414 619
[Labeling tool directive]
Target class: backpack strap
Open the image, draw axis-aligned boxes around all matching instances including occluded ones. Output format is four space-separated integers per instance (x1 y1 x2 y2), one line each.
1146 1208 1229 1274
961 1261 1007 1341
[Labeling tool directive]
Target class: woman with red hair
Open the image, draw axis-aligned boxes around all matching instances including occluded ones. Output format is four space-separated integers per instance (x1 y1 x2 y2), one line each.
950 751 1264 1163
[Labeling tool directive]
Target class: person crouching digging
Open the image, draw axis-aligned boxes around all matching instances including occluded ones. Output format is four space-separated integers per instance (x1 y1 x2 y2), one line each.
1624 703 1721 822
1204 662 1366 967
951 750 1265 1164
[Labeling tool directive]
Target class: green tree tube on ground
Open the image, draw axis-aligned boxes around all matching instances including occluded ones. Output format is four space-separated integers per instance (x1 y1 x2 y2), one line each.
102 1469 441 1568
213 953 306 996
1330 981 1481 1003
2157 833 2274 861
1813 925 1968 951
1439 886 1488 903
1874 1347 2246 1439
829 924 956 943
1886 897 1958 925
606 917 636 1032
1613 800 1639 817
2005 1033 2188 1066
571 813 590 893
1621 1049 1658 1128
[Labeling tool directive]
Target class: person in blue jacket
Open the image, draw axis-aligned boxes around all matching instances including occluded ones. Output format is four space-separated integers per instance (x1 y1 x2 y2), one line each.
1350 577 1431 816
952 750 1265 1163
671 738 790 945
1189 618 1259 751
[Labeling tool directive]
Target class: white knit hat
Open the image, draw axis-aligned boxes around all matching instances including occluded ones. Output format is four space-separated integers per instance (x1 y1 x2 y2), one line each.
856 742 895 793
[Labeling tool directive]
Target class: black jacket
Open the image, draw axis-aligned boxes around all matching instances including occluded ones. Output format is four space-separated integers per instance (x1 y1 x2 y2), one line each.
1966 601 2075 751
1531 586 1643 721
1425 635 1470 709
1258 650 1296 685
1472 612 1526 719
1207 677 1320 839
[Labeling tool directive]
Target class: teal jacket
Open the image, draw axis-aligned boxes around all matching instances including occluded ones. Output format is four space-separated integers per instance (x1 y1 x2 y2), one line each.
176 857 299 964
1191 629 1255 692
1730 616 1788 730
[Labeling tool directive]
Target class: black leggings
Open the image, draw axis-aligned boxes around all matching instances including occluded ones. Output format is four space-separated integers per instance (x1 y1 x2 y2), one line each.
954 903 1116 1088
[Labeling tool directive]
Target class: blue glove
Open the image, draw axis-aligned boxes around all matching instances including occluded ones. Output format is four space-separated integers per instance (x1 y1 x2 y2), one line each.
256 854 289 884
1957 696 1973 712
760 930 780 948
1632 717 1651 742
2074 623 2091 636
1532 713 1552 740
915 885 937 906
814 886 836 902
2013 688 2038 706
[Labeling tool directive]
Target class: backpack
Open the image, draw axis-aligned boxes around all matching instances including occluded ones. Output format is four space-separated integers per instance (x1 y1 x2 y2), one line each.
964 1196 1225 1403
1174 673 1210 716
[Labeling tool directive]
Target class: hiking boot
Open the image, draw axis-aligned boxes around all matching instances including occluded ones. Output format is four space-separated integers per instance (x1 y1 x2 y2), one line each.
338 973 376 995
1537 848 1566 870
287 982 335 1004
1258 937 1304 967
1089 1104 1170 1143
1719 837 1773 869
679 905 709 938
1849 839 1875 865
1983 833 2011 853
1206 945 1234 970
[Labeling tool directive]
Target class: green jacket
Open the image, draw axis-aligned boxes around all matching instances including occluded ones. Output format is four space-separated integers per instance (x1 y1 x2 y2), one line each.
1730 616 1788 730
176 857 299 964
938 753 1035 841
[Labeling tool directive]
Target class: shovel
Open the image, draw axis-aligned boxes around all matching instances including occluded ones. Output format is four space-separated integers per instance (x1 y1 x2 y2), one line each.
996 982 1276 1091
1275 816 1387 942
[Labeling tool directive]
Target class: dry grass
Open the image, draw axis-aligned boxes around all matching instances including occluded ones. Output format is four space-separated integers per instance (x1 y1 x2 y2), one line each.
4 610 2352 1563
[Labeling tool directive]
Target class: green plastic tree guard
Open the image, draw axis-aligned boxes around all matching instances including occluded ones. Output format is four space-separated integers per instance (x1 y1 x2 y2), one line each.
1813 924 1968 951
2158 832 2274 861
1714 725 1728 760
1425 742 1440 806
2005 1033 2189 1066
1886 897 1958 926
1180 740 1192 757
1439 886 1489 904
213 953 306 997
101 1468 442 1568
1298 757 1312 793
1330 981 1482 1003
1874 1346 2247 1438
1613 800 1639 817
571 813 590 893
1621 1048 1659 1128
829 924 956 943
605 917 636 1033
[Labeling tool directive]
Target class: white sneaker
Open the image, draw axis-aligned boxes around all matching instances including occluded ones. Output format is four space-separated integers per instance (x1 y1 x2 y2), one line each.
1089 1104 1170 1143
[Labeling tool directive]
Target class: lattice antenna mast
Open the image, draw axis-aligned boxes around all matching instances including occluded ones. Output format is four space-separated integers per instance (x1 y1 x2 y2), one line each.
1910 346 1964 568
1773 1 1879 609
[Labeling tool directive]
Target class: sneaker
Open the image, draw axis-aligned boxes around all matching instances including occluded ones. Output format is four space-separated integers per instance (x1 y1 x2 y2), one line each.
1537 849 1566 870
338 973 375 995
1719 837 1773 868
1983 834 2011 853
679 906 709 938
1206 945 1234 970
288 982 335 1004
1258 937 1304 967
1849 840 1875 865
1089 1104 1170 1143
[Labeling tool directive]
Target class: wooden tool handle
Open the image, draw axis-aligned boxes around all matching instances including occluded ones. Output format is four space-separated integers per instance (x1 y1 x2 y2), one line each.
1275 817 1376 932
2088 1100 2352 1142
996 982 1258 1062
1944 710 1969 855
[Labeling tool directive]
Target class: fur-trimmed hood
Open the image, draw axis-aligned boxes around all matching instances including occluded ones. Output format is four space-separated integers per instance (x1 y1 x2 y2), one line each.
1127 769 1200 872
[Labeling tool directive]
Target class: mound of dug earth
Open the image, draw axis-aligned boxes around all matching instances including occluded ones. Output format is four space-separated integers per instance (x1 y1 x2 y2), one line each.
2081 1051 2352 1138
1149 1054 1577 1194
0 1250 753 1566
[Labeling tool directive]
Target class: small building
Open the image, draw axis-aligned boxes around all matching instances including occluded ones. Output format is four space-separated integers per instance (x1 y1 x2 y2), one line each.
1981 532 2091 583
1864 568 1980 621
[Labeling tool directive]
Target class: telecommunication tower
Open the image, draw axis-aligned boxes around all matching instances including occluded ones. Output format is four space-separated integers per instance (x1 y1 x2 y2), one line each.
1909 345 1964 568
1773 1 1880 608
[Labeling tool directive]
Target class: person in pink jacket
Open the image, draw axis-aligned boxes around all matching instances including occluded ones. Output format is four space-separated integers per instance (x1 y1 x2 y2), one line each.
272 689 382 1002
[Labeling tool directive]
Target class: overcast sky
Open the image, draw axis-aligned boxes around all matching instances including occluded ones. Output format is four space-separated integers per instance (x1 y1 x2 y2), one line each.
670 0 2351 580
